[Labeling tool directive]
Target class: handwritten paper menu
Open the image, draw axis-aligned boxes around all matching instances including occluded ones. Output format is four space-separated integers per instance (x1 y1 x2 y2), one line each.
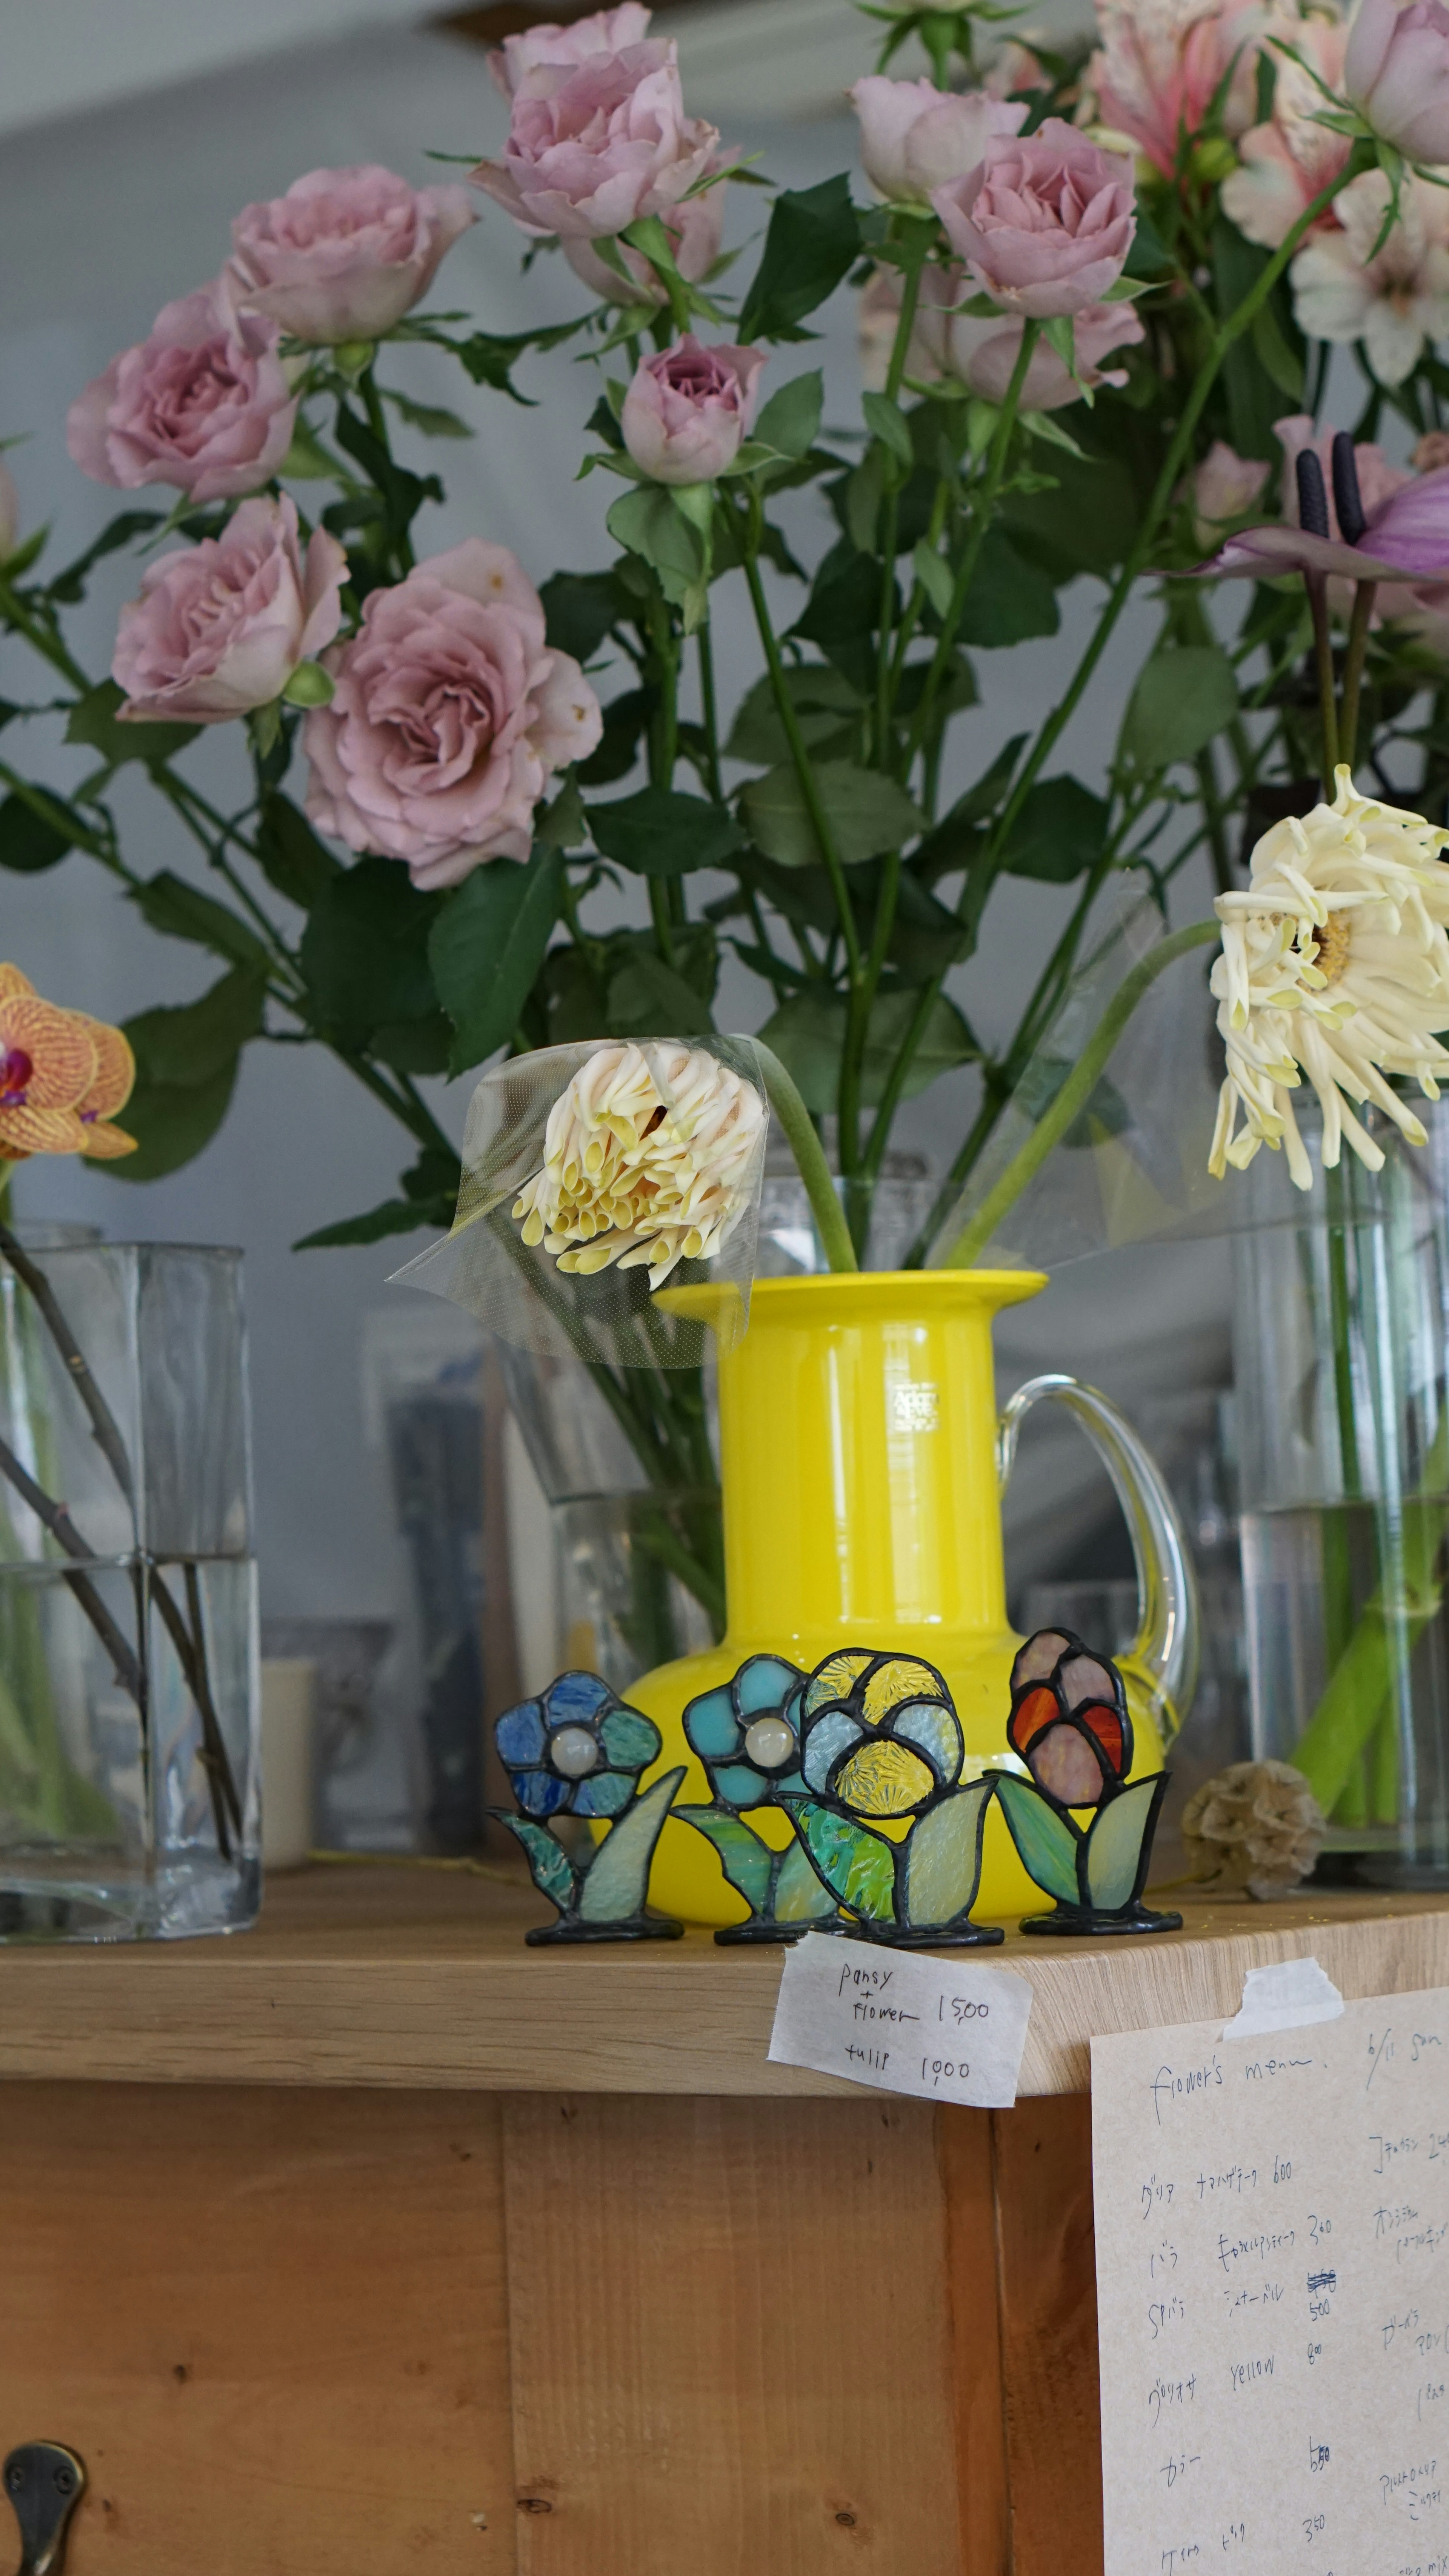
1092 1986 1449 2576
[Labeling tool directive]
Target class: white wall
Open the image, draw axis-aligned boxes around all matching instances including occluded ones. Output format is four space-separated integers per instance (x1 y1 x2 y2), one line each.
0 7 1223 1637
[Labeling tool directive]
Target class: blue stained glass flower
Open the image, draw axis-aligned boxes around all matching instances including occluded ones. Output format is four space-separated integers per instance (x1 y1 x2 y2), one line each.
495 1670 662 1819
682 1654 809 1809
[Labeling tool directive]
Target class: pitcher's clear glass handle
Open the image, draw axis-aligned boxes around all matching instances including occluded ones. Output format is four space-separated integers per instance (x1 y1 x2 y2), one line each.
997 1372 1200 1745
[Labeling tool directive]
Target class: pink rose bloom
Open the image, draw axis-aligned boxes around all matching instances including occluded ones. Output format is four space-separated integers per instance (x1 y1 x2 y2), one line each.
848 76 1027 206
226 166 475 346
0 458 17 561
1346 0 1449 163
489 5 654 95
621 335 764 482
112 496 346 725
67 283 296 503
913 265 1146 406
1221 7 1350 249
1190 439 1270 543
562 176 726 304
1088 0 1265 178
469 41 720 241
303 540 603 889
933 120 1137 316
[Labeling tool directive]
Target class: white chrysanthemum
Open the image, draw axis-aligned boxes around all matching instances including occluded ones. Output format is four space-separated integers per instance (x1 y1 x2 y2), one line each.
1210 767 1449 1188
512 1040 766 1286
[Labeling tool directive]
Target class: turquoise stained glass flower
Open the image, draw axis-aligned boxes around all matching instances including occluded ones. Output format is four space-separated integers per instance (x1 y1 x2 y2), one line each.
682 1654 808 1808
495 1670 661 1821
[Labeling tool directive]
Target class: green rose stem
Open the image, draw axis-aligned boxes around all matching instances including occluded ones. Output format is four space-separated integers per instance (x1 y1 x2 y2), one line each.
942 919 1220 1268
879 156 1369 1215
753 1040 860 1275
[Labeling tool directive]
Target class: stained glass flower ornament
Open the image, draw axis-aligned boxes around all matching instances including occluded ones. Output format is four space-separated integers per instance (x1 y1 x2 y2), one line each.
989 1628 1182 1936
491 1669 685 1945
674 1655 838 1944
780 1649 1004 1949
681 1653 808 1808
495 1668 662 1819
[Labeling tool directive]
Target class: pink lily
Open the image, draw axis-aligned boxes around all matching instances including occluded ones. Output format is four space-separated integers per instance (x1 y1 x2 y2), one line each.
1188 447 1449 584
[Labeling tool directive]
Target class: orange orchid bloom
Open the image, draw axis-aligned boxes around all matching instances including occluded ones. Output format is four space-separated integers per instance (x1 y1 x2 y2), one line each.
0 965 136 1164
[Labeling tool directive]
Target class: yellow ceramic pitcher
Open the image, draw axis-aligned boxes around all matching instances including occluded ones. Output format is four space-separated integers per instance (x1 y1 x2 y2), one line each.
628 1269 1198 1925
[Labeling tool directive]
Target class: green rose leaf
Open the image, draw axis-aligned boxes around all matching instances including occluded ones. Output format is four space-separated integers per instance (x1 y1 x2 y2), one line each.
301 857 441 1050
606 485 709 622
110 963 268 1183
758 984 974 1114
428 845 564 1074
1000 777 1109 885
992 1771 1082 1907
255 791 341 910
740 760 921 871
752 369 824 462
43 508 165 606
539 567 632 664
954 530 1060 647
791 1799 897 1923
1122 645 1238 771
132 872 272 975
0 789 77 873
1084 1777 1163 1912
725 665 860 769
588 785 743 878
606 947 716 1036
66 677 200 771
738 175 861 343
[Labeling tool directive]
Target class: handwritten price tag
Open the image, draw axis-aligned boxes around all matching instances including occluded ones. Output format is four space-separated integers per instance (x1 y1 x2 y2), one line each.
767 1931 1033 2107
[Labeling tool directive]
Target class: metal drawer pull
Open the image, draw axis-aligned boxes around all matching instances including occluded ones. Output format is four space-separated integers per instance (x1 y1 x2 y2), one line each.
3 2445 85 2576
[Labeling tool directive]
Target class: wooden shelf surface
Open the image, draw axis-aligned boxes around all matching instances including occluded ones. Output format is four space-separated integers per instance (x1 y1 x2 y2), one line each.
2 1863 1449 2096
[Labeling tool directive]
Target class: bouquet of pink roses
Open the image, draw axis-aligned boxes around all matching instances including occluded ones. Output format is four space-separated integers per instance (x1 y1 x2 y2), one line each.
7 0 1449 1634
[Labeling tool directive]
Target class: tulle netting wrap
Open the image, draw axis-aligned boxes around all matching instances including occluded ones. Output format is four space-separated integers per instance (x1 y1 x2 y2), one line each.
392 1035 769 1367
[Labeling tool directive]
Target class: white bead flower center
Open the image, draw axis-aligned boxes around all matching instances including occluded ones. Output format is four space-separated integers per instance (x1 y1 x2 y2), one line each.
743 1716 795 1770
551 1725 600 1779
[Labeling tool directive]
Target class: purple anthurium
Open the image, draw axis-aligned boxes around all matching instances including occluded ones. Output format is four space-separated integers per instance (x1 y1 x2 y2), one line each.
1190 436 1449 584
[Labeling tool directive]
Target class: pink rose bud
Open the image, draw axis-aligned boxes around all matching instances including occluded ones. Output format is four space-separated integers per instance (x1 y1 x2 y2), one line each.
1191 440 1270 543
1346 0 1449 165
0 458 17 561
66 283 297 503
563 176 726 305
849 75 1027 207
303 540 603 890
933 119 1137 317
226 166 475 346
489 5 655 96
470 41 721 241
111 495 346 725
914 266 1146 408
621 336 765 484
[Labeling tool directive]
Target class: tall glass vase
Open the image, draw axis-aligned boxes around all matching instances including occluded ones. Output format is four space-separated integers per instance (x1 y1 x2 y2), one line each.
0 1230 259 1938
1232 1106 1449 1884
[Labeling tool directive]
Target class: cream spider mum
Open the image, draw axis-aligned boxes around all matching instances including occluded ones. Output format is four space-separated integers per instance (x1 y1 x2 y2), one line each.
511 1039 766 1286
1210 767 1449 1187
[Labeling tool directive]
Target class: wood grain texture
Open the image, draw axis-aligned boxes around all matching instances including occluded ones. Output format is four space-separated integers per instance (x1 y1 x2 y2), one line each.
0 2085 517 2576
502 2095 961 2576
937 2109 1009 2576
992 2094 1103 2576
0 1869 1444 2096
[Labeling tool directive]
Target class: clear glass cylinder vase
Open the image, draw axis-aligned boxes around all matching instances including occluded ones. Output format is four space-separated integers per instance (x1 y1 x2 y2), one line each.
1232 1104 1449 1884
0 1233 260 1938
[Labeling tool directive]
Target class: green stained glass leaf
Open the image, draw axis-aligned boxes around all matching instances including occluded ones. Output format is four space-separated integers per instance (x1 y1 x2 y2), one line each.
1084 1776 1161 1912
900 1783 989 1930
774 1835 837 1923
674 1806 773 1915
500 1815 577 1916
793 1800 897 1923
599 1707 661 1768
577 1768 685 1924
992 1772 1081 1907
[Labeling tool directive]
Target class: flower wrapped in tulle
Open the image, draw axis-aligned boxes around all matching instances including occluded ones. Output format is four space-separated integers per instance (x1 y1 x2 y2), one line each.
393 1036 769 1366
1209 769 1449 1187
988 1629 1181 1934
